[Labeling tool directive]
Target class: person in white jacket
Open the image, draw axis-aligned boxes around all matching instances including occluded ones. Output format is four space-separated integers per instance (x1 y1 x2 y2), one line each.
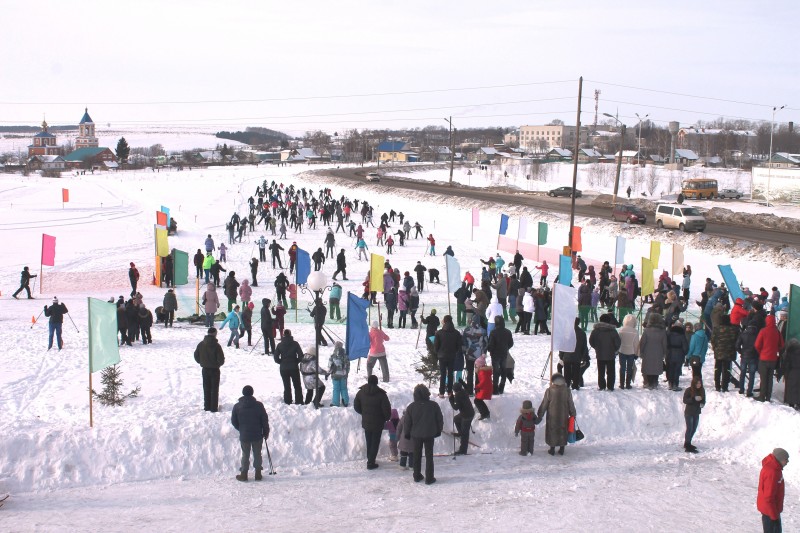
521 289 535 335
486 297 504 337
617 314 640 389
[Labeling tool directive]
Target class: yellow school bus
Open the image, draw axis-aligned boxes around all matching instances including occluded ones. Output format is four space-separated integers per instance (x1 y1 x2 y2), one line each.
681 179 718 199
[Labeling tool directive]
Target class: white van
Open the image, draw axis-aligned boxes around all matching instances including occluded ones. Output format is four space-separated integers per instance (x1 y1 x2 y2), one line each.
655 204 706 232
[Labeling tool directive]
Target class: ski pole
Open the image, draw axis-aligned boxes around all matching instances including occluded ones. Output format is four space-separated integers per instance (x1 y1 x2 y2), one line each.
30 308 45 329
265 440 276 475
67 311 80 333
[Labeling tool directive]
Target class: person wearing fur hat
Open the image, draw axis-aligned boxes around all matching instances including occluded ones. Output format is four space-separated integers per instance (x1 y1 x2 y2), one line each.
368 320 391 382
194 328 225 412
404 383 444 484
448 380 475 455
231 385 270 482
589 313 622 391
639 313 668 389
515 400 540 456
537 373 576 456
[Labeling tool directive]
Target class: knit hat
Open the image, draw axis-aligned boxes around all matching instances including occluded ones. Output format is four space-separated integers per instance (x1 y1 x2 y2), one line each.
773 448 790 463
242 385 254 396
521 400 533 410
130 262 135 267
371 320 379 328
53 297 59 303
368 375 379 385
430 309 437 315
207 327 217 336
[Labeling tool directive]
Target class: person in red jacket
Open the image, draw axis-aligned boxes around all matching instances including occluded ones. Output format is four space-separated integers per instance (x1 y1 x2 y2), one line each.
473 353 493 420
427 234 436 256
758 448 789 533
730 297 749 327
754 315 785 402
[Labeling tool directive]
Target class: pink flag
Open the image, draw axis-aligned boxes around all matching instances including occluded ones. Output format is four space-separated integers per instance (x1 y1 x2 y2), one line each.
471 208 480 226
42 234 56 266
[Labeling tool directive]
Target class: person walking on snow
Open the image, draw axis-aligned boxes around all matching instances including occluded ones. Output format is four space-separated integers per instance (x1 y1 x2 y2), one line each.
12 266 37 299
537 373 576 456
758 448 789 533
427 234 436 255
231 385 270 482
44 296 68 350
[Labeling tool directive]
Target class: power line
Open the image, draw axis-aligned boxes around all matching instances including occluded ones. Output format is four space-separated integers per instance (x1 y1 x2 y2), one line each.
587 79 777 109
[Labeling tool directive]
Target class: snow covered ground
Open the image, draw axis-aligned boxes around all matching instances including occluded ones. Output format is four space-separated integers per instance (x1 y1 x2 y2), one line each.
0 164 797 531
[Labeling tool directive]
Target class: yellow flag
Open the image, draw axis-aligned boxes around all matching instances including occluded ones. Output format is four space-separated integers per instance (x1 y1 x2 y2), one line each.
642 257 655 297
649 241 661 268
369 253 385 292
156 228 169 257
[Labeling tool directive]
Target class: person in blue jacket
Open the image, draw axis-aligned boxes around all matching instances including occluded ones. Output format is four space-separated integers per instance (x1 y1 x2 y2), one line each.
220 305 242 349
328 282 343 321
685 322 708 378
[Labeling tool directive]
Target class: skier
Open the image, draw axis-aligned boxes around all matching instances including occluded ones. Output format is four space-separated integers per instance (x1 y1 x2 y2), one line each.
312 247 325 271
12 266 37 299
204 234 215 253
427 234 436 255
414 261 427 292
449 380 475 455
44 296 68 350
249 258 259 287
269 240 284 269
333 249 348 280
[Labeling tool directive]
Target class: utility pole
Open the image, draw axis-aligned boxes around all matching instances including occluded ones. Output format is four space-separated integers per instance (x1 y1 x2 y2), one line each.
567 77 583 255
445 116 455 186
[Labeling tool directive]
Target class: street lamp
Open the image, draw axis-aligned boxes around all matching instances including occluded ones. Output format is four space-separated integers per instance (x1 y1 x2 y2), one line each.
302 270 332 398
766 105 785 206
635 113 649 166
603 113 627 205
444 117 456 186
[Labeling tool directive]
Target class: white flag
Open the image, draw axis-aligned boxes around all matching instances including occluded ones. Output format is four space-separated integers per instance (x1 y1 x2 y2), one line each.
518 217 528 240
551 284 577 353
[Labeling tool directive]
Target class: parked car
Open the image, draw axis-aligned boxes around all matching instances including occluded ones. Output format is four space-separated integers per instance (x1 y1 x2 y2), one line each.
717 188 742 199
548 186 582 198
612 204 647 224
366 172 381 182
655 204 706 232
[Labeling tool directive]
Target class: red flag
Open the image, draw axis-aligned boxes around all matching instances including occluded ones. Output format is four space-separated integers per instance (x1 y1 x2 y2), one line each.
156 211 167 226
42 234 56 266
570 226 582 252
62 188 69 203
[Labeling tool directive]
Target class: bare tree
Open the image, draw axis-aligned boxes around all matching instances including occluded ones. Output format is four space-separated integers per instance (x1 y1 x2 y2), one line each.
646 165 659 196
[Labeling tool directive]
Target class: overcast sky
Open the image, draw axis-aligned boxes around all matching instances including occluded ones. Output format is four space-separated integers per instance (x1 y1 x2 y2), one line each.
2 0 797 136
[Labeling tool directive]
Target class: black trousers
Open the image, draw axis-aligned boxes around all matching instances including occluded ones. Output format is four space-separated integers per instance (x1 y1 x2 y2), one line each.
563 361 582 389
304 384 326 407
453 414 474 454
262 327 275 354
201 368 220 412
280 367 303 404
364 430 382 466
597 360 616 390
412 437 435 480
474 398 490 418
714 358 732 391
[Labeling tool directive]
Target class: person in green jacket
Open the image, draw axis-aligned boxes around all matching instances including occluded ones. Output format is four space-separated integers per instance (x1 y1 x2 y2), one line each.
203 253 214 284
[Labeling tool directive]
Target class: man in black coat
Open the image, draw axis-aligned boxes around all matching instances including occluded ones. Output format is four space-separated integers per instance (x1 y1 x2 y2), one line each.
162 289 178 327
433 315 462 397
561 318 589 390
333 248 348 280
223 272 239 312
269 240 284 269
12 266 37 300
421 309 440 357
353 375 391 470
231 385 270 482
310 298 328 347
260 298 275 355
404 383 444 484
273 329 304 404
44 296 68 350
194 327 225 412
588 314 622 391
487 316 514 394
414 261 427 292
448 381 475 455
193 249 205 280
128 262 139 297
513 250 524 272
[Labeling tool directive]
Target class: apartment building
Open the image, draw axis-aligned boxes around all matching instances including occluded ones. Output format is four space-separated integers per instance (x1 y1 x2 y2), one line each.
518 124 588 152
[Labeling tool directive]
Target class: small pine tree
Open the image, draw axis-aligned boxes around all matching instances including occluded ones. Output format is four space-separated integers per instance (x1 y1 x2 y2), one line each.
91 364 140 406
116 137 130 164
414 351 440 388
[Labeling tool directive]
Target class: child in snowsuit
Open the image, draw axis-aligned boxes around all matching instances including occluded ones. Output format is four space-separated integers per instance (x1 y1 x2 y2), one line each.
474 353 493 420
515 400 539 456
385 408 400 461
327 341 350 407
300 346 328 408
395 410 414 469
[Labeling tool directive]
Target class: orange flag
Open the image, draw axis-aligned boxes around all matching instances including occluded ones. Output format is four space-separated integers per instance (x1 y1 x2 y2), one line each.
62 188 69 202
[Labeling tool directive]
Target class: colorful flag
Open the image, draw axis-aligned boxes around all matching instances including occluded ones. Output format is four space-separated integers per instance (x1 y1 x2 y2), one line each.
672 244 684 277
787 284 800 342
446 255 461 292
345 292 371 360
552 284 577 353
155 227 169 257
641 258 654 297
160 205 170 227
41 234 56 266
369 253 384 292
570 226 582 252
518 218 528 240
717 265 744 302
498 214 510 235
88 298 120 373
650 241 661 268
156 211 168 226
471 208 480 226
62 188 69 203
537 222 548 245
558 254 572 286
296 248 310 285
615 236 626 265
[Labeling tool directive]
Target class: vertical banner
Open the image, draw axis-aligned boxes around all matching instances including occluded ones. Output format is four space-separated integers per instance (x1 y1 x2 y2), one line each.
672 244 685 277
173 249 189 286
787 284 800 342
296 248 311 285
445 255 461 292
41 234 56 266
62 188 69 203
369 253 385 292
518 217 528 241
498 214 509 236
160 205 171 227
156 211 168 226
570 226 582 252
558 254 572 286
641 258 654 297
551 284 578 352
471 208 480 226
537 222 548 245
717 265 745 302
88 298 121 373
650 241 661 269
155 226 169 257
615 236 626 265
345 292 371 360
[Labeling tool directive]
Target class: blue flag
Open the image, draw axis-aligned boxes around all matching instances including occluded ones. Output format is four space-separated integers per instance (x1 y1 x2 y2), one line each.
615 236 626 265
718 265 744 302
559 254 572 286
345 292 370 360
498 214 509 235
296 248 311 285
446 255 461 292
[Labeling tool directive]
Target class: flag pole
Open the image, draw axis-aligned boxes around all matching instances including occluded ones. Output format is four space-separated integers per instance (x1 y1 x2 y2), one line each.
549 284 556 382
88 297 94 428
89 371 94 428
295 265 298 323
613 238 618 278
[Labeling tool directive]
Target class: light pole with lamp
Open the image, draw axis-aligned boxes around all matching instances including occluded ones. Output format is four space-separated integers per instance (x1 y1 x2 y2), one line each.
603 113 626 205
766 105 785 206
635 113 649 167
301 270 332 399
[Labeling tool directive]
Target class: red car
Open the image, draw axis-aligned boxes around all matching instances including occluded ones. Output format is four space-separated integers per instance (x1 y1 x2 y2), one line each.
612 204 647 224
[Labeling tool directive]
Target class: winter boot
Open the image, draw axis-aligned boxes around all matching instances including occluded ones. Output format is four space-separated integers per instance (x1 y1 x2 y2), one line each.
236 472 248 482
558 446 565 456
548 447 555 456
255 470 263 481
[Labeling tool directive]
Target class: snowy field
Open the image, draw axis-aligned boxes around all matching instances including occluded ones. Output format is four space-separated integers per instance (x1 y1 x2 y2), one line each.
0 164 797 532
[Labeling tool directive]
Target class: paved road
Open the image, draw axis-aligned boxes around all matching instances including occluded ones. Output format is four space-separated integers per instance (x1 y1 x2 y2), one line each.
318 167 800 248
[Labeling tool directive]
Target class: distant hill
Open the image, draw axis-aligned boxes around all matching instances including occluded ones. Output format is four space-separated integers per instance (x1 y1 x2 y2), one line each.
215 127 291 147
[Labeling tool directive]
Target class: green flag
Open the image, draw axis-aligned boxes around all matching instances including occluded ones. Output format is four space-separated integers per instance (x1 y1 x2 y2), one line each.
88 298 121 373
788 284 800 342
538 222 548 245
173 249 189 286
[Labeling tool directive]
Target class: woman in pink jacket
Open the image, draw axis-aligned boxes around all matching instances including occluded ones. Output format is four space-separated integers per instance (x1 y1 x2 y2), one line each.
368 320 391 382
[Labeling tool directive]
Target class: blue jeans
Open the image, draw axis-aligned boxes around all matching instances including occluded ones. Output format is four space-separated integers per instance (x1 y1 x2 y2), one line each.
331 376 349 406
619 354 637 387
740 358 758 396
48 322 63 350
226 329 240 347
684 413 700 446
204 269 210 283
762 514 782 533
205 313 215 328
